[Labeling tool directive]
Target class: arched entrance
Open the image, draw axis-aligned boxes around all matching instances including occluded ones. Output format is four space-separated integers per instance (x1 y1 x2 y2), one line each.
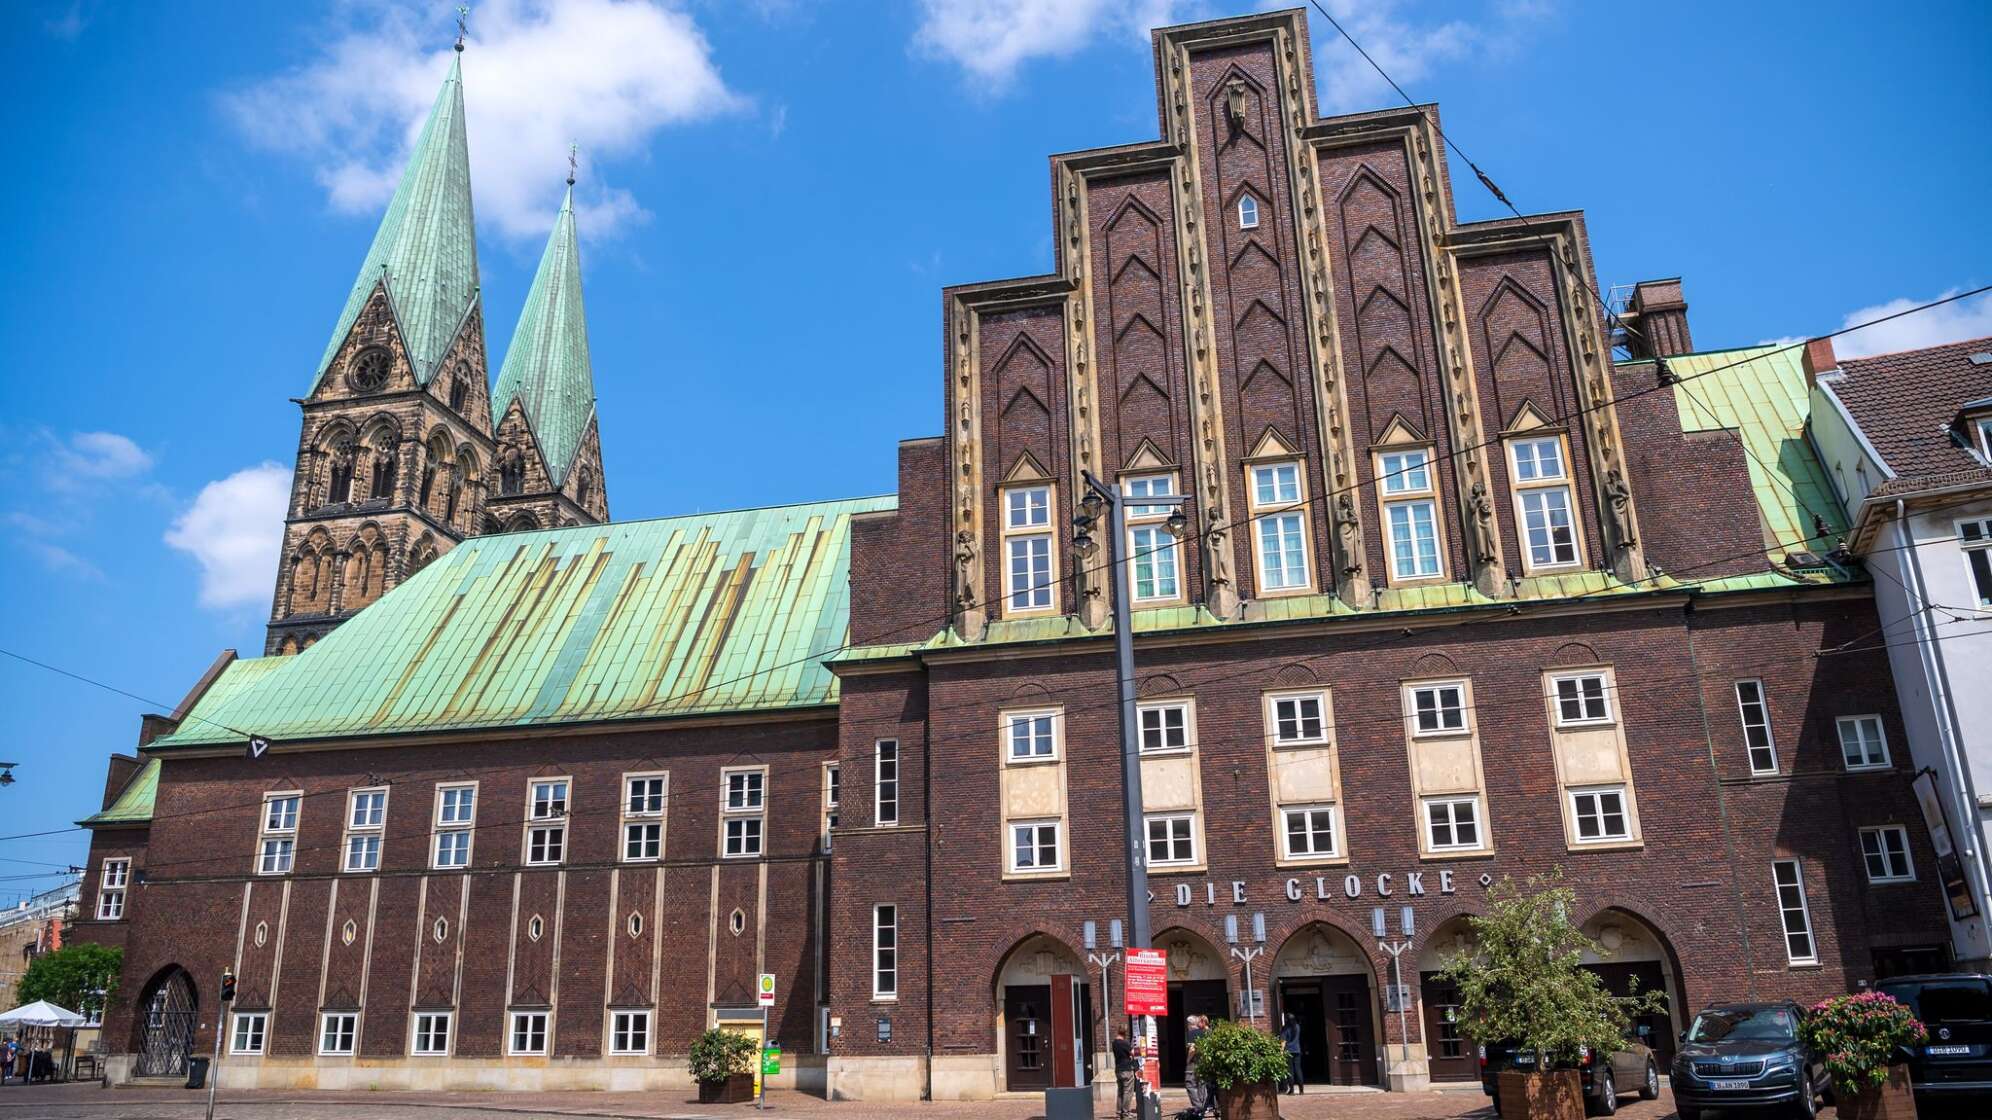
1272 922 1379 1087
1581 909 1685 1066
1416 915 1479 1083
133 967 197 1078
994 934 1094 1093
1155 926 1228 1086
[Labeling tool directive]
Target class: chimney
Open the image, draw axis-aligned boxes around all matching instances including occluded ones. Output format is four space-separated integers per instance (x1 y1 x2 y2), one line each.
1623 278 1694 359
99 753 140 810
1800 337 1838 389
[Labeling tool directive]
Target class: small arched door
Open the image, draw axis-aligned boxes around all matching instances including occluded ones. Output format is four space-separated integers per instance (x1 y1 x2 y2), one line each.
135 968 198 1077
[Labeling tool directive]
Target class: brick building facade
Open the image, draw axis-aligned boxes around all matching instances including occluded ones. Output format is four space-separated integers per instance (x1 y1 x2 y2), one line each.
72 7 1953 1101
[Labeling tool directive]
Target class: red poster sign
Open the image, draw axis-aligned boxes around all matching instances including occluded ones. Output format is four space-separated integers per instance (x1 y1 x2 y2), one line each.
1124 947 1168 1016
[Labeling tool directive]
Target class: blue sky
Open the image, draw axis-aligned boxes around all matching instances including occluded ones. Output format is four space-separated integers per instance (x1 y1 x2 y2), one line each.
1 0 1988 900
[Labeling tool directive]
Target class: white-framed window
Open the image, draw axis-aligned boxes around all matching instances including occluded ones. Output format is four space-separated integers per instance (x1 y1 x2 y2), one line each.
1860 826 1915 883
621 772 667 862
1772 859 1817 964
609 1010 651 1055
319 1012 357 1056
1963 518 1992 608
1009 820 1062 874
343 787 387 873
508 1011 548 1055
1248 461 1311 592
524 778 569 866
96 858 130 920
1123 473 1182 602
1281 805 1339 859
1508 435 1580 570
1144 813 1197 866
1003 484 1056 614
1569 786 1631 843
257 792 301 875
411 1011 452 1056
1550 673 1611 726
821 763 839 850
1378 447 1442 581
1267 690 1328 746
1423 796 1484 852
1735 680 1778 774
1238 194 1259 229
1976 417 1992 460
1408 682 1468 736
1137 700 1192 754
1005 709 1059 762
876 739 900 827
230 1011 268 1055
1836 715 1890 771
873 904 898 999
721 767 767 858
433 783 476 869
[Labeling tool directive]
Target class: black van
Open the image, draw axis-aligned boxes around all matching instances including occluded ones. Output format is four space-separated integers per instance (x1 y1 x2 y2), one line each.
1872 974 1992 1101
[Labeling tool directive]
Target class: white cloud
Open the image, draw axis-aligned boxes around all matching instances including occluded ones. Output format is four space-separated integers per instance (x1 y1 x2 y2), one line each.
164 463 292 611
912 0 1195 88
1304 0 1478 115
3 512 102 580
1830 289 1992 360
225 0 741 241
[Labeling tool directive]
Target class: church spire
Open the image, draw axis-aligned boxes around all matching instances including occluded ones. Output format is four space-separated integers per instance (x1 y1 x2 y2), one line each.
492 175 596 486
309 54 481 392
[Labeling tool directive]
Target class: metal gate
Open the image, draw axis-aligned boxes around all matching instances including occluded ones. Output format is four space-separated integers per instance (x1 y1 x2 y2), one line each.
135 969 196 1077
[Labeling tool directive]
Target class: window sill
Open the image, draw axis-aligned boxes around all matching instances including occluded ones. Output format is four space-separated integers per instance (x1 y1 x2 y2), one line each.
1867 878 1917 887
1275 855 1351 870
1843 764 1894 774
1004 755 1062 768
1271 738 1332 750
1002 871 1071 883
1567 839 1644 852
1421 848 1496 862
1410 728 1472 741
1253 585 1318 600
1146 864 1208 877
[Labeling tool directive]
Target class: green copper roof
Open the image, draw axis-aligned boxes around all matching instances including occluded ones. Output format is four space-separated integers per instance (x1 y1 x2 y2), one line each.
148 496 895 749
78 758 159 827
310 56 481 391
493 185 596 485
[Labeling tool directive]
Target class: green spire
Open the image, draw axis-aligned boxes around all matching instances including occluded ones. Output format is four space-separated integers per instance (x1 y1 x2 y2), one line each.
493 183 595 485
311 55 481 391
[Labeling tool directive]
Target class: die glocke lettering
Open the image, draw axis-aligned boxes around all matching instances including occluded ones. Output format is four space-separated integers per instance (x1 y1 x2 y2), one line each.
1172 869 1465 907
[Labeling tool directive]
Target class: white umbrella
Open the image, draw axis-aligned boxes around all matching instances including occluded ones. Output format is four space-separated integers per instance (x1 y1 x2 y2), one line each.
0 1000 87 1029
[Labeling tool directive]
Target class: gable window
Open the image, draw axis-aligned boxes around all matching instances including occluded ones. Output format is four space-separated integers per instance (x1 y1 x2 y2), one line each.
343 787 387 873
1424 796 1484 851
1249 461 1311 592
509 1011 548 1056
873 904 899 999
1569 786 1631 843
1267 690 1328 746
411 1011 452 1056
1735 680 1778 774
1006 710 1059 762
1003 484 1056 613
258 793 300 875
319 1012 358 1056
525 779 569 866
1009 820 1062 874
433 783 475 869
1378 448 1442 580
721 767 766 858
1409 682 1468 736
1238 194 1259 229
1281 805 1339 859
622 773 667 862
1123 474 1182 602
1836 716 1890 771
1551 673 1611 726
1144 813 1197 866
1509 435 1580 570
1960 518 1992 607
876 740 900 827
97 858 130 920
610 1010 651 1055
1859 826 1915 883
1772 860 1817 964
1137 701 1192 754
230 1011 268 1056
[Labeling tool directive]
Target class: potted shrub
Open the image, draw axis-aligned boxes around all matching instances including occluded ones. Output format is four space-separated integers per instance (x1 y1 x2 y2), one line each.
1191 1020 1288 1120
689 1027 759 1104
1438 873 1665 1120
1799 992 1925 1120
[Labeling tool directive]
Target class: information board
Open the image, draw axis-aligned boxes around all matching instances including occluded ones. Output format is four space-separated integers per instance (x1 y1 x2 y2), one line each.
1124 947 1168 1016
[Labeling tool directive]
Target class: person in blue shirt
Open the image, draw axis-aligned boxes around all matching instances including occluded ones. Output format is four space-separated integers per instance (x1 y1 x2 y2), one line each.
1279 1014 1304 1094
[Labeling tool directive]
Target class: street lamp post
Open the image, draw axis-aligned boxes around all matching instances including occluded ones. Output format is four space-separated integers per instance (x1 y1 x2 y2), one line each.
1373 906 1417 1090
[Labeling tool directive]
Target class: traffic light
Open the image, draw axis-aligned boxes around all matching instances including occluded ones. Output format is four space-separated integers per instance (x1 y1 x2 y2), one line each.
220 968 236 1003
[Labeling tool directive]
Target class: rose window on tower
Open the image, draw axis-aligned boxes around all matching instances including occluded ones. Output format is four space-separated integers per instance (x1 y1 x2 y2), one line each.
348 347 391 393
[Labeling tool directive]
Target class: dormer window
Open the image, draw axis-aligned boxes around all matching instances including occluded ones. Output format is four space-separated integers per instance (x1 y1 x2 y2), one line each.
1975 415 1992 460
1238 195 1260 230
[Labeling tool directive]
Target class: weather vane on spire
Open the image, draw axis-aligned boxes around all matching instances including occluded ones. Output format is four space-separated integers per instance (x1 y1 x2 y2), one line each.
567 144 578 187
454 5 470 52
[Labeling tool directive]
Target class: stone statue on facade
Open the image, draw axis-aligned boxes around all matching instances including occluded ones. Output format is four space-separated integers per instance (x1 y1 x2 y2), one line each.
1469 480 1497 566
1225 78 1247 131
1334 494 1364 577
1604 467 1636 548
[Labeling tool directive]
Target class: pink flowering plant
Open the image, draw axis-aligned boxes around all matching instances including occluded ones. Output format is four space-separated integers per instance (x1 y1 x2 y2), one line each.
1796 991 1926 1094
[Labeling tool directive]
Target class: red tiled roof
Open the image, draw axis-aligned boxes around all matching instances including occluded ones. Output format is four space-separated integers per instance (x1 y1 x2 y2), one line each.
1830 336 1992 482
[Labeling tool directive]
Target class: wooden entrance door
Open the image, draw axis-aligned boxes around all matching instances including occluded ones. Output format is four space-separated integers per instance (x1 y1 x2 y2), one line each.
1005 985 1052 1092
1160 979 1228 1085
1585 961 1673 1065
1419 972 1476 1082
1277 982 1330 1085
1321 974 1378 1086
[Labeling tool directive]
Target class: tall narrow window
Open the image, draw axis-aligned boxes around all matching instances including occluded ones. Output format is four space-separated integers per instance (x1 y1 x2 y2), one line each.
1123 474 1182 602
433 783 475 869
1248 462 1311 592
821 764 840 851
622 773 666 862
1963 518 1992 607
343 788 387 873
1735 681 1778 774
1836 716 1890 771
258 793 300 875
1238 194 1259 229
96 858 130 920
1003 484 1056 613
524 779 569 866
873 904 899 999
1508 436 1580 570
875 740 900 827
1859 826 1915 883
1772 860 1817 964
721 768 766 858
1378 448 1442 580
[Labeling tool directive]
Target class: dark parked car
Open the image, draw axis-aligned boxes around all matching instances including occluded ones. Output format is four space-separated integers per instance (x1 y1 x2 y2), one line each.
1670 1002 1827 1119
1873 973 1992 1101
1479 1038 1661 1116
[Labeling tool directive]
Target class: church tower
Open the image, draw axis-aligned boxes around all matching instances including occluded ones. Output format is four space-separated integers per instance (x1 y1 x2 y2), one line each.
265 54 494 655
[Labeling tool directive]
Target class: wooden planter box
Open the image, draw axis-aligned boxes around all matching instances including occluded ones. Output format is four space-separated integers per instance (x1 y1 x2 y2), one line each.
1497 1068 1585 1120
1216 1080 1281 1120
696 1073 755 1103
1839 1064 1917 1120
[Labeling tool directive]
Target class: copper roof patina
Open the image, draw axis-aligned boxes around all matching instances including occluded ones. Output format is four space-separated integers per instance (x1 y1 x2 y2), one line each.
77 757 161 827
492 184 596 485
149 496 894 750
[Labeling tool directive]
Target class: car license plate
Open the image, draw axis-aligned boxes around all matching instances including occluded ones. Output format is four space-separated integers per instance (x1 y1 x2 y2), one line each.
1709 1079 1750 1091
1928 1045 1971 1056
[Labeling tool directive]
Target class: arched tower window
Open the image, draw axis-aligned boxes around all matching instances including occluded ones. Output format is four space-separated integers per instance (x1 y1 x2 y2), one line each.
326 437 357 505
575 467 595 514
448 369 469 412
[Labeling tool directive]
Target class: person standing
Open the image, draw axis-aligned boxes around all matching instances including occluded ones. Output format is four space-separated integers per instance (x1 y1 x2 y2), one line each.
1280 1014 1304 1094
1184 1015 1211 1117
1 1035 14 1085
1113 1026 1140 1120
